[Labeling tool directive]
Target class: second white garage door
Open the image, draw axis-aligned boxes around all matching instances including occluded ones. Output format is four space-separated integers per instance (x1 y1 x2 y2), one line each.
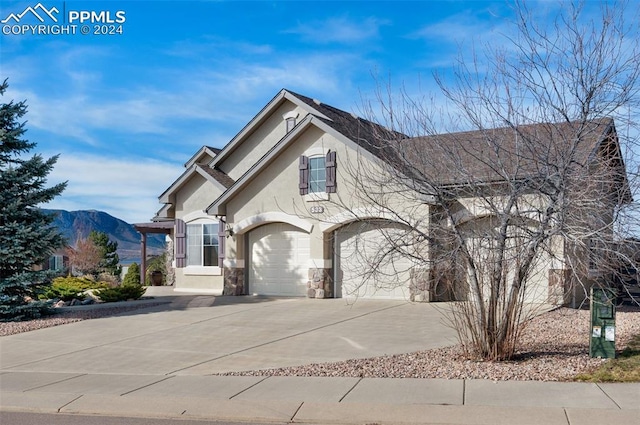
335 220 412 300
248 223 310 296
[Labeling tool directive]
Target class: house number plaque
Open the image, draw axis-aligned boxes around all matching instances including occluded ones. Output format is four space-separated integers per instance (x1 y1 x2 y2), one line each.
309 206 324 214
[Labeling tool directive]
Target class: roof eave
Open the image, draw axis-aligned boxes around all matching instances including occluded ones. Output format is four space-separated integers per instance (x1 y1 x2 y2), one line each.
152 203 173 221
159 164 227 204
210 89 289 167
206 114 313 215
194 165 229 192
210 89 334 168
184 146 221 168
206 115 392 216
159 165 198 203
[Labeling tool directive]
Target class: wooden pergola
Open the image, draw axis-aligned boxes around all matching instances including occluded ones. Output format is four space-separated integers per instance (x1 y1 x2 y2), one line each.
133 221 174 285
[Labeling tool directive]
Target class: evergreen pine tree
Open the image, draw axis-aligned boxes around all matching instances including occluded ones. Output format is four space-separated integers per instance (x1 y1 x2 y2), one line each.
122 263 141 286
89 230 121 278
0 80 67 321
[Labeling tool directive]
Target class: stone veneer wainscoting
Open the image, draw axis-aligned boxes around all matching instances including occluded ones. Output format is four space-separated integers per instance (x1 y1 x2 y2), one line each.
307 268 332 299
223 267 245 295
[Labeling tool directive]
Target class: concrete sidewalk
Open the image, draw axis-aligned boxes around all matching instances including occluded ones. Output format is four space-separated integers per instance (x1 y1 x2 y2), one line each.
1 288 638 425
1 372 638 424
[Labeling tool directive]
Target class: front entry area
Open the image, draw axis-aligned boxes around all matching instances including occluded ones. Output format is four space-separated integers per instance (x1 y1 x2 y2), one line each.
334 220 413 300
247 223 310 296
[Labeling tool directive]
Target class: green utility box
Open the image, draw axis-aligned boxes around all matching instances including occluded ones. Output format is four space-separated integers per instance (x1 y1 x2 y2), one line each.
590 287 616 359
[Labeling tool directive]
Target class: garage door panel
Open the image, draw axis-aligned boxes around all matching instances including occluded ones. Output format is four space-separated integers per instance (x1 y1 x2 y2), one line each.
248 223 310 296
336 221 412 300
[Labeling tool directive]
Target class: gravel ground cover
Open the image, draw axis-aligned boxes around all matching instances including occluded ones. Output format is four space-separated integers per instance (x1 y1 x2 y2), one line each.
220 306 640 381
1 302 638 381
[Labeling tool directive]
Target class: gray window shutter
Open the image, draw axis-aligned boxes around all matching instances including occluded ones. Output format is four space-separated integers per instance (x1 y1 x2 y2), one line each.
218 218 226 267
326 151 337 193
175 219 186 268
299 155 309 195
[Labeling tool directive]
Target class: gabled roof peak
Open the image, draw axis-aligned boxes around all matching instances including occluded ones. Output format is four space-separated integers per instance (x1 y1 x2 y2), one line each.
184 145 222 168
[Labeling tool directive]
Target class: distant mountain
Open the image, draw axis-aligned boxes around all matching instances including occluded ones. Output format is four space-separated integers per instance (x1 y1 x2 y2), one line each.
43 209 166 264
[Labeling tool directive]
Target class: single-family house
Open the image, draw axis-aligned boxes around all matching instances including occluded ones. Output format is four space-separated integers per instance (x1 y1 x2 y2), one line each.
35 247 69 274
136 89 630 305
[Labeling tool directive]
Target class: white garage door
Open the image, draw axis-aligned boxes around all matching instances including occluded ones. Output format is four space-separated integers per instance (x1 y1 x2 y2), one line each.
248 223 310 296
335 221 412 300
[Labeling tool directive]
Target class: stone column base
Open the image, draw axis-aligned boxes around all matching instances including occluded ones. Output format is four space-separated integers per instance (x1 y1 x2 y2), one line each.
223 267 245 296
307 268 332 299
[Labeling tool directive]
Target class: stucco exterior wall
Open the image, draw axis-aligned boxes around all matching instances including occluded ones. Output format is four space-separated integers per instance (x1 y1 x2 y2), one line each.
225 126 332 254
174 174 221 219
222 124 430 299
224 126 420 249
433 199 567 305
219 101 309 181
171 173 225 292
174 268 224 294
156 95 623 304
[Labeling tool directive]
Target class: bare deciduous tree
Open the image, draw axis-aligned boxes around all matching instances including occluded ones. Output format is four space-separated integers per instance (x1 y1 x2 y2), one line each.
333 0 639 360
67 236 102 277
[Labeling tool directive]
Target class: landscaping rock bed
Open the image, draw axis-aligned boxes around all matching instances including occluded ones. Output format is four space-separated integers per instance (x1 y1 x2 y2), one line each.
220 307 640 381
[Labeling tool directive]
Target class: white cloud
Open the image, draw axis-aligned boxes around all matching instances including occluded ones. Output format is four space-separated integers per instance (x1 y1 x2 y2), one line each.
44 153 184 223
408 7 514 70
163 36 274 58
284 16 389 44
3 31 372 152
5 53 358 147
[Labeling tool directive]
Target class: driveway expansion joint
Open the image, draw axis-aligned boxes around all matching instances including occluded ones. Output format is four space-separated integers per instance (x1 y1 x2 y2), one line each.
228 376 270 399
23 373 87 392
120 375 176 396
168 302 407 375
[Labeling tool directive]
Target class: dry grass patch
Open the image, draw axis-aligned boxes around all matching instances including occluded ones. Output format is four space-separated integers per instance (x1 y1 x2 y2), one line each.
575 333 640 382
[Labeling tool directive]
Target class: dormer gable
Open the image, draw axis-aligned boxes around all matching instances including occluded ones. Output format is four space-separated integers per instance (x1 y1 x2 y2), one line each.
210 89 336 181
185 146 222 169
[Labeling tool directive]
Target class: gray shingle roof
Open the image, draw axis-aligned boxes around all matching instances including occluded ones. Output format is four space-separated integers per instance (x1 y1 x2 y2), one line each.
399 118 616 186
198 164 235 189
286 90 406 159
287 91 620 189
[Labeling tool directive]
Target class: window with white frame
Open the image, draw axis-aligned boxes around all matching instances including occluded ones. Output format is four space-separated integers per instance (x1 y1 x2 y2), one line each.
308 156 326 193
187 223 219 267
299 150 336 196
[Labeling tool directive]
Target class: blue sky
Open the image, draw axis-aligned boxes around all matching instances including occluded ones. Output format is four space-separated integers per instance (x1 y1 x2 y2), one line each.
0 0 612 223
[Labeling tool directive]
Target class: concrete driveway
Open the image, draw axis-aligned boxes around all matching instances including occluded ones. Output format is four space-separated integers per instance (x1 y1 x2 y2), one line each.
0 292 457 376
